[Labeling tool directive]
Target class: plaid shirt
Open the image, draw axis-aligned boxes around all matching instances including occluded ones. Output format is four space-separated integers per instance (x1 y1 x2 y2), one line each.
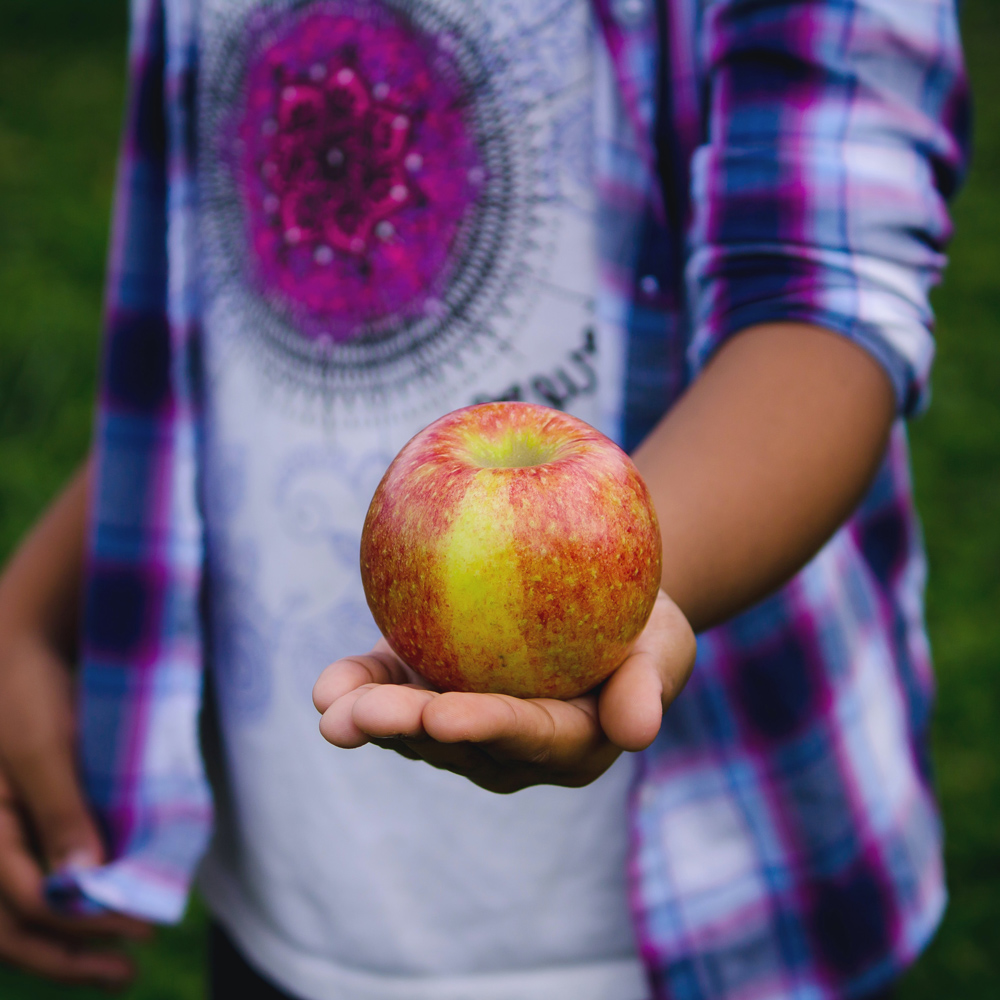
51 0 970 996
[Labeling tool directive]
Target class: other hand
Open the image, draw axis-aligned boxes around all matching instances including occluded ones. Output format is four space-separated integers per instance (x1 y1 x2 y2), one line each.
0 633 153 989
313 591 696 793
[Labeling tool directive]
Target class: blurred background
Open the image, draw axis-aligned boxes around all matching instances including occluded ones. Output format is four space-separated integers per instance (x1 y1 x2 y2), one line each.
0 0 996 997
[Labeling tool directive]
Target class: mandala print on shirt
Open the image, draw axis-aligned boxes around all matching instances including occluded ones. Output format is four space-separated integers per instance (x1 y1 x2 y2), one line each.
200 0 547 408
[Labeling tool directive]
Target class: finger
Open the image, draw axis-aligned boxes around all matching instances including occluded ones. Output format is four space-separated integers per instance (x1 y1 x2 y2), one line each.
312 640 422 713
0 779 54 923
319 685 378 748
0 903 135 988
0 681 105 877
368 736 523 788
368 738 423 761
597 654 664 752
38 907 155 944
422 692 604 767
400 737 603 795
0 779 151 941
351 685 438 741
402 740 498 777
371 736 493 779
599 591 697 752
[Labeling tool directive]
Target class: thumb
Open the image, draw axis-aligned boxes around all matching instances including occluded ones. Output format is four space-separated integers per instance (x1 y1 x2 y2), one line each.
0 636 105 873
0 767 152 941
598 591 697 752
8 737 104 872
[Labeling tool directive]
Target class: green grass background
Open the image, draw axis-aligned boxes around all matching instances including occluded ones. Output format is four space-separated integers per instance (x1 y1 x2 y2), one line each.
0 0 996 996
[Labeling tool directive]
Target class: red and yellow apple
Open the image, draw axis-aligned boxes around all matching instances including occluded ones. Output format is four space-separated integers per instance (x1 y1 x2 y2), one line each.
360 402 662 699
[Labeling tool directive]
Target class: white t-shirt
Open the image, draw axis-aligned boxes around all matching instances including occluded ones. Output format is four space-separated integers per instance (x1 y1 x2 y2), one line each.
194 0 645 997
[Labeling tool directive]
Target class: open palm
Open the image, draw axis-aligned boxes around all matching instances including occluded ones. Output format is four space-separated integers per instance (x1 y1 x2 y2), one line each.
313 591 696 793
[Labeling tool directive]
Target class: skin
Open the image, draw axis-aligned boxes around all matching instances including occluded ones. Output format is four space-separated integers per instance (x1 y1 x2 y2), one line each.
0 461 153 988
313 322 895 786
0 319 894 982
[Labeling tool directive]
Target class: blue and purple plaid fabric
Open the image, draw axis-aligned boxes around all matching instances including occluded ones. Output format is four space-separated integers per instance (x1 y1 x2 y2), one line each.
55 0 970 996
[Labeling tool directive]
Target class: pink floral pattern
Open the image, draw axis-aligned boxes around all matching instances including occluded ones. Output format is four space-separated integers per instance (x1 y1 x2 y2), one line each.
237 4 484 343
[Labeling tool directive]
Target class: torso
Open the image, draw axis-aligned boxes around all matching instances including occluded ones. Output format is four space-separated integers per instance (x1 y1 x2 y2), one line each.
194 1 644 997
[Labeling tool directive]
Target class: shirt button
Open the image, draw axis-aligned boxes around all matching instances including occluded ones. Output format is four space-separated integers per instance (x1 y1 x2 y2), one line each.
639 274 659 297
611 0 650 28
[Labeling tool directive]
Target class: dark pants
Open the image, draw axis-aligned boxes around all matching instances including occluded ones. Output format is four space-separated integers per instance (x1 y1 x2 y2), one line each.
208 922 897 1000
209 923 297 1000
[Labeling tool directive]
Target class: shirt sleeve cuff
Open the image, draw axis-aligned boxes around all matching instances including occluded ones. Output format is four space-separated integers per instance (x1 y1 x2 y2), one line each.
686 245 938 416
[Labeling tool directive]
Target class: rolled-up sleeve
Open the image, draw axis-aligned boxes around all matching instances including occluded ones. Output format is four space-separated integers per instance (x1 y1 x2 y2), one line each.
686 0 970 414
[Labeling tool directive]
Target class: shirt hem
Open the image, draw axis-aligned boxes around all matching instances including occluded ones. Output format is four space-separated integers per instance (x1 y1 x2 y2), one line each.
198 863 650 1000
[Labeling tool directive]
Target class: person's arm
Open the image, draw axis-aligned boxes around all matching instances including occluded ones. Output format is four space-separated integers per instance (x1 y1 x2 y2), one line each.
0 460 151 988
315 0 966 793
312 319 894 789
636 321 895 633
0 463 89 663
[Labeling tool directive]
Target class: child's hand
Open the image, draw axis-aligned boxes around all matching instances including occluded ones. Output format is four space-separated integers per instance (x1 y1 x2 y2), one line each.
0 640 154 988
0 462 154 987
312 591 695 793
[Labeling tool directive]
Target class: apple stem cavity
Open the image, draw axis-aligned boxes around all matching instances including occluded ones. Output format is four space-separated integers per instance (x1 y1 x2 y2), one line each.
461 429 563 470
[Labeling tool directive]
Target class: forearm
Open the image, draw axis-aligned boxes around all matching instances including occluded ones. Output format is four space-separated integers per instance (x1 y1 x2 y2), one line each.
633 323 895 633
0 459 90 662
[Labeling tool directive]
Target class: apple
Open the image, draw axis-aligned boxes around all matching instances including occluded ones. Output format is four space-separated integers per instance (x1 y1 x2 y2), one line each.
360 402 662 699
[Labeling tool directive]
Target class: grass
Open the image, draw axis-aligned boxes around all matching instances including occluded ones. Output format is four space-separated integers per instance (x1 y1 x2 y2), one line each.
0 4 207 997
0 1 118 557
898 0 1000 991
0 0 997 996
